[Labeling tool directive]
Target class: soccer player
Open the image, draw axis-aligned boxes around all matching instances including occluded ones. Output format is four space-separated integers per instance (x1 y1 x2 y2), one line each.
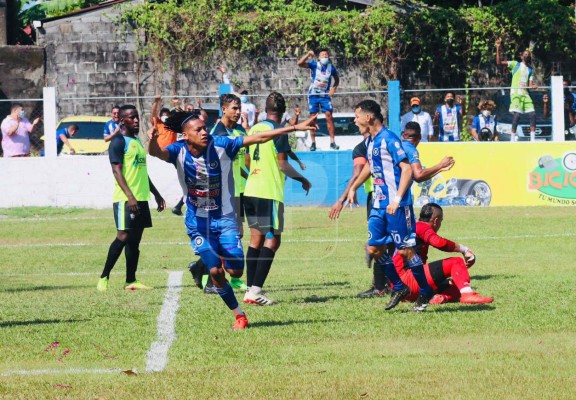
392 203 494 305
496 38 538 142
432 91 465 142
148 109 316 330
243 92 312 306
97 105 166 292
346 100 434 312
188 93 250 294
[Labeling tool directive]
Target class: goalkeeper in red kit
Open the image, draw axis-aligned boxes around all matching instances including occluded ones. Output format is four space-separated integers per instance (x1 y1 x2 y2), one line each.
392 203 493 304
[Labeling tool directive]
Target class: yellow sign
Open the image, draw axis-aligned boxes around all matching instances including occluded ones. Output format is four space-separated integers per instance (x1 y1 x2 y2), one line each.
415 142 576 206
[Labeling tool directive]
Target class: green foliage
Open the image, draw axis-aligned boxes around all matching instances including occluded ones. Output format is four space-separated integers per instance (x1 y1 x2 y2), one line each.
118 0 576 86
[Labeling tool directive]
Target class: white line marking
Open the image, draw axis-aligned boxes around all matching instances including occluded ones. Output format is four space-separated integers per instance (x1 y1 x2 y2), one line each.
0 271 168 277
0 368 121 377
145 271 184 373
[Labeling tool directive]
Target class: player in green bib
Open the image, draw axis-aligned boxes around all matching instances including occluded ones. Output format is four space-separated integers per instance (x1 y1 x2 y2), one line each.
97 105 166 292
243 92 313 306
496 38 538 141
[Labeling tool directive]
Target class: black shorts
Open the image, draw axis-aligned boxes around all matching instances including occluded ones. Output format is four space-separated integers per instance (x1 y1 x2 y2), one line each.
243 196 284 234
234 193 245 222
428 259 451 292
113 201 152 231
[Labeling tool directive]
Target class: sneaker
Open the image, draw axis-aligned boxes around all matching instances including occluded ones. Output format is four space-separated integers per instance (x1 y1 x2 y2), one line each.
124 280 152 290
232 314 249 331
97 277 109 292
412 294 431 312
230 277 248 291
188 261 204 289
243 290 275 306
171 207 183 216
429 294 449 304
330 142 340 150
310 142 317 151
384 286 410 310
460 292 494 304
356 286 390 298
203 279 218 295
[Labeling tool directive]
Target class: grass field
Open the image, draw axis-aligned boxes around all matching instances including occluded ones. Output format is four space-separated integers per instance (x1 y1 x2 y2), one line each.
0 206 575 399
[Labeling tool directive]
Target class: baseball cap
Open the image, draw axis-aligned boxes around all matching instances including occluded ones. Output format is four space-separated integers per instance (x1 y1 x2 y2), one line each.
410 97 421 106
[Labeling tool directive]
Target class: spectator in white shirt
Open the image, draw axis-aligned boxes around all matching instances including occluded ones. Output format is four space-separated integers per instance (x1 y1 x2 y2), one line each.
401 96 433 142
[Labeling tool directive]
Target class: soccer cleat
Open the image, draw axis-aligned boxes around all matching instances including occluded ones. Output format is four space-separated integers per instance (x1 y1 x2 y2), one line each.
412 294 431 312
171 207 183 216
356 286 390 298
429 294 449 304
310 142 317 151
97 277 109 292
232 314 249 331
460 292 494 304
188 261 204 289
124 280 153 290
330 142 340 150
203 280 218 295
243 290 275 306
384 286 410 310
230 277 248 291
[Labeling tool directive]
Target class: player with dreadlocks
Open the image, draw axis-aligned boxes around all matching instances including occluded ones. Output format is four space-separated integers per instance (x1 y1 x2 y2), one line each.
148 107 316 330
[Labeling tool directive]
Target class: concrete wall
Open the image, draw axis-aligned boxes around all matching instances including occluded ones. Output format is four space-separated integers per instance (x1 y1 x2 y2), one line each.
0 151 361 209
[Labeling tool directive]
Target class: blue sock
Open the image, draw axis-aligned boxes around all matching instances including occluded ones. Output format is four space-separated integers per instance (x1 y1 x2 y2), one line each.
376 254 404 291
215 282 239 310
406 255 434 298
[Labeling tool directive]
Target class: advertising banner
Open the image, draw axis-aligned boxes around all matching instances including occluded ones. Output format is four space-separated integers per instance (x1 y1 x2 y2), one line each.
417 142 576 206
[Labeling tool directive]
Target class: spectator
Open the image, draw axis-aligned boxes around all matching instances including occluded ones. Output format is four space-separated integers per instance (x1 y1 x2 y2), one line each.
297 48 340 151
1 103 40 157
433 91 465 142
41 124 79 156
496 38 538 141
401 96 433 141
543 80 576 140
103 105 122 142
150 96 177 149
239 90 257 129
471 100 498 141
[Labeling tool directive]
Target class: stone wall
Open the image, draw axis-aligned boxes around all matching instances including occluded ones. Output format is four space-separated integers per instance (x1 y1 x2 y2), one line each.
36 2 387 121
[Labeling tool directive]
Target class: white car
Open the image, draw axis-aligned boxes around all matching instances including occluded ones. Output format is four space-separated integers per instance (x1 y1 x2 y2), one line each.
294 113 362 151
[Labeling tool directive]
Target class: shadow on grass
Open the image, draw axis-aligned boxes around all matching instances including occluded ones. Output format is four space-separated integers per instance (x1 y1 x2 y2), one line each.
299 295 352 303
272 281 351 292
0 319 89 328
248 319 336 328
473 274 516 281
1 285 91 293
429 304 496 313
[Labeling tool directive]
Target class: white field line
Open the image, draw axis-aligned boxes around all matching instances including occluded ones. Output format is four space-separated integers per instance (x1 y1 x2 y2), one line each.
0 271 168 277
145 271 184 373
0 232 573 249
0 368 122 377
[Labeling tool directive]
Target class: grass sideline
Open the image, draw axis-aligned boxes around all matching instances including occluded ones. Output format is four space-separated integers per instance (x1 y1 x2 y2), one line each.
0 206 575 399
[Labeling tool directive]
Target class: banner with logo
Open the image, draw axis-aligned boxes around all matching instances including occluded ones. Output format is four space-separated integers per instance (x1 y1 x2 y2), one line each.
416 143 576 207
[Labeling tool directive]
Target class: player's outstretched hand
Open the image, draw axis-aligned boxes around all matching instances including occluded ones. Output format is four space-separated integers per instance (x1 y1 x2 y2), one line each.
294 115 317 133
155 194 166 212
440 156 455 171
328 200 344 220
464 249 476 267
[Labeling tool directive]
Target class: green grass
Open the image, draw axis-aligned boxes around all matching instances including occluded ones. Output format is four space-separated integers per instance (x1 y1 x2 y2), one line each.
0 206 575 399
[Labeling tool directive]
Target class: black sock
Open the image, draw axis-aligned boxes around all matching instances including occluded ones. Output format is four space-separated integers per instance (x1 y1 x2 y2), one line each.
175 197 184 209
373 263 389 291
124 241 140 283
246 246 260 287
101 238 125 279
253 247 275 288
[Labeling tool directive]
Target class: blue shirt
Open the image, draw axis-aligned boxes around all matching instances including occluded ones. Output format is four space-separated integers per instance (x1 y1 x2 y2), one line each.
435 104 462 141
56 128 70 155
307 61 338 96
103 120 120 138
165 135 244 220
367 127 410 209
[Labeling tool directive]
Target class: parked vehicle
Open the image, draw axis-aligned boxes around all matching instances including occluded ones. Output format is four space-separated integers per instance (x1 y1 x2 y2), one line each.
57 116 109 155
294 112 361 150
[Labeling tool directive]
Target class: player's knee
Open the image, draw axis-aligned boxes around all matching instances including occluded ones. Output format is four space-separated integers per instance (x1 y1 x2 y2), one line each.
227 268 244 278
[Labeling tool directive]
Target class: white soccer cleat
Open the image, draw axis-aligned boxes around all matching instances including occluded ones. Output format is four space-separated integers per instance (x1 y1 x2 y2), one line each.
243 290 275 306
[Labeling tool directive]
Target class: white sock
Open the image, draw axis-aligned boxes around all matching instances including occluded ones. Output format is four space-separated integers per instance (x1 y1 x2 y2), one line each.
251 285 262 295
461 286 474 294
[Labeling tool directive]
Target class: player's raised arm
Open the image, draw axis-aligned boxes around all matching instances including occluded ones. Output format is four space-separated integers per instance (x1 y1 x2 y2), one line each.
242 116 317 146
413 156 455 183
148 125 171 162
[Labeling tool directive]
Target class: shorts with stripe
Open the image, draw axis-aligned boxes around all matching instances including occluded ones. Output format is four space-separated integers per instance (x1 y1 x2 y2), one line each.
113 201 152 231
367 205 416 249
243 196 284 235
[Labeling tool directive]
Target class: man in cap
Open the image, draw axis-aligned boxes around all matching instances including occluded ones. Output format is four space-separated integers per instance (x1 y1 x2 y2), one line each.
401 96 433 142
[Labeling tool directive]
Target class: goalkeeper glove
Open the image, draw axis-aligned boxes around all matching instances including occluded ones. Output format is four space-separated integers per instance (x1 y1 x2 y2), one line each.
460 246 476 267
